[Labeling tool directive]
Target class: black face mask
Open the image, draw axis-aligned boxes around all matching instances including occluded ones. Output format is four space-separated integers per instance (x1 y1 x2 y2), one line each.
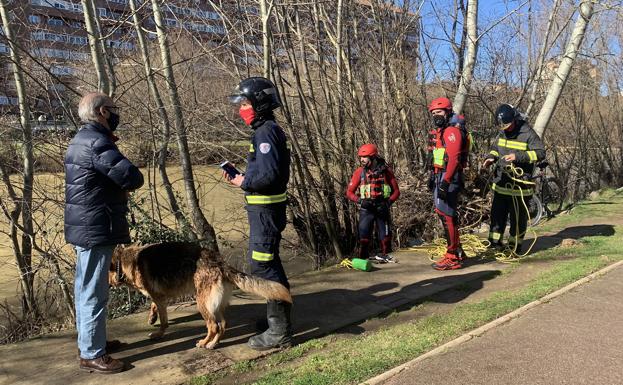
107 111 120 131
433 115 447 128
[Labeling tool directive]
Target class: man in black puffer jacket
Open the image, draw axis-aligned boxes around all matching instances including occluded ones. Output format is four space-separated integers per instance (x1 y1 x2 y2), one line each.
65 92 143 374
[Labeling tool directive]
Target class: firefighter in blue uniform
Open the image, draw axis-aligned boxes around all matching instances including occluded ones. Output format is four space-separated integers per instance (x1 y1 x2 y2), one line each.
225 77 292 350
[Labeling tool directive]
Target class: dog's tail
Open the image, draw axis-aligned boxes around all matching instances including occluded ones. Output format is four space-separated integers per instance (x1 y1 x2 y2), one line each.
225 268 292 303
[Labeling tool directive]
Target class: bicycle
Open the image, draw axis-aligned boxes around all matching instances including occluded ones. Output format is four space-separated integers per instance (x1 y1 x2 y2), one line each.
524 161 563 226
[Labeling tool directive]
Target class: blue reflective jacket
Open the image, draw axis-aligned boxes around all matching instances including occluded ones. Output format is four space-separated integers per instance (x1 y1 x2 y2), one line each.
241 118 290 203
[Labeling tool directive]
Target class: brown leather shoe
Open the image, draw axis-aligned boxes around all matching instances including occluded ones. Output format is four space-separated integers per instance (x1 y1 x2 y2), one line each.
79 354 124 374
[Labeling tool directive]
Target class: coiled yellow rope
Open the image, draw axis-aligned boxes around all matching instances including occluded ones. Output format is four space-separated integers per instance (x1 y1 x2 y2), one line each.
407 163 540 264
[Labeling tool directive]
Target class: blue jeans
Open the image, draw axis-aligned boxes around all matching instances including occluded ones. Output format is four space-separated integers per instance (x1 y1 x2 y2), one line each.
74 244 115 359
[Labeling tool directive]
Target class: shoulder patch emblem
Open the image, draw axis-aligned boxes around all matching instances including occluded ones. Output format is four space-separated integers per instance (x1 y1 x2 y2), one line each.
259 143 271 154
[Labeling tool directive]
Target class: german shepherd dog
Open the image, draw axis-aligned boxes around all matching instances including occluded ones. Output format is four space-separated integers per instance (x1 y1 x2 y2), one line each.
109 242 292 349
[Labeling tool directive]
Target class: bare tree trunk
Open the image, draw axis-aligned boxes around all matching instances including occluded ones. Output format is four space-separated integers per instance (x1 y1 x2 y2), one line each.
41 247 75 319
0 0 37 316
129 0 193 236
81 0 109 94
371 2 391 157
273 6 344 260
525 0 562 115
453 0 478 114
151 0 218 251
260 0 274 78
450 0 468 85
93 11 116 96
533 0 594 138
331 0 354 250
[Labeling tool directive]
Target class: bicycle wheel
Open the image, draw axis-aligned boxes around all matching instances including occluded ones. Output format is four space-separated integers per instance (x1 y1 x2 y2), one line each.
505 195 543 227
528 195 543 226
543 177 563 213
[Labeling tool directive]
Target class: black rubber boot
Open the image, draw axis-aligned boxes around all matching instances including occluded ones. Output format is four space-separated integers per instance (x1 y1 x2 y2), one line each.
248 300 292 351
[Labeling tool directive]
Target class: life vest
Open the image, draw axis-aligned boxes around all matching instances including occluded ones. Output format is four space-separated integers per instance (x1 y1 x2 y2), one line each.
359 164 391 200
431 124 472 170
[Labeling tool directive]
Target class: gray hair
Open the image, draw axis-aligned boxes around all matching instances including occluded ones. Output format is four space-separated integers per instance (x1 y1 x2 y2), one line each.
78 92 111 123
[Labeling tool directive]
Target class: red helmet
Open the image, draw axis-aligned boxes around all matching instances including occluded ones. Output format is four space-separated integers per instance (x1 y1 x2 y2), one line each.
358 143 378 157
428 97 453 112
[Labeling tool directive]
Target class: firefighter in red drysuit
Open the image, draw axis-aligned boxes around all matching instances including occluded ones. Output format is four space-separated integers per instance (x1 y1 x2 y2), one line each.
427 97 470 270
346 144 400 263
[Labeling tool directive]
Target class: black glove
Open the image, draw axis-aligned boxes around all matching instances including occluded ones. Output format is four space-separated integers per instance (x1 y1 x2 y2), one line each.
361 199 375 211
437 180 450 201
427 173 435 192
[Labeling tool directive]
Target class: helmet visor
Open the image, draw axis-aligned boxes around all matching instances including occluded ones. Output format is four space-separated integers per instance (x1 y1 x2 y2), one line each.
228 84 248 104
228 95 247 104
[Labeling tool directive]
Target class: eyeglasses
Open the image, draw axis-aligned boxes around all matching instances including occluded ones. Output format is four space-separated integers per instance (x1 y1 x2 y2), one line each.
105 106 120 113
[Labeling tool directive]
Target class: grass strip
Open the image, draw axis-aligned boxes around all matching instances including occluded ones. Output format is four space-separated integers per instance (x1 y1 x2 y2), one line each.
249 232 620 385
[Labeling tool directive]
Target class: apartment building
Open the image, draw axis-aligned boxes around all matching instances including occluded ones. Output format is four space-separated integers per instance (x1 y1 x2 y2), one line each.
0 0 232 114
0 0 419 117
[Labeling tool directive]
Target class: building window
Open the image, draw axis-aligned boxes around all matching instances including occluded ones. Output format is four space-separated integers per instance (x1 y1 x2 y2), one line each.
106 40 134 50
48 84 66 92
32 31 88 46
28 14 41 24
0 95 18 105
50 65 76 76
47 18 64 27
31 0 82 13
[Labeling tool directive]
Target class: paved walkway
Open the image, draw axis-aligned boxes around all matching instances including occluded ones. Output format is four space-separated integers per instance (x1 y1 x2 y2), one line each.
377 263 623 385
0 249 505 385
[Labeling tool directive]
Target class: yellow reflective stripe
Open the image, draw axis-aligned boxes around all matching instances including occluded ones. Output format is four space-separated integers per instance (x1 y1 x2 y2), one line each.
488 231 502 241
245 192 287 204
360 184 391 199
492 183 533 196
252 250 273 261
383 184 391 198
360 184 371 199
249 143 255 152
433 147 446 168
527 150 537 162
490 150 499 157
498 138 528 150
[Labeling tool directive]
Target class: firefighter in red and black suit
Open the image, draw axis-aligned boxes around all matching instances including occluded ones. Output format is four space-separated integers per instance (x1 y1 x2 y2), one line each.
427 97 470 270
346 144 400 263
